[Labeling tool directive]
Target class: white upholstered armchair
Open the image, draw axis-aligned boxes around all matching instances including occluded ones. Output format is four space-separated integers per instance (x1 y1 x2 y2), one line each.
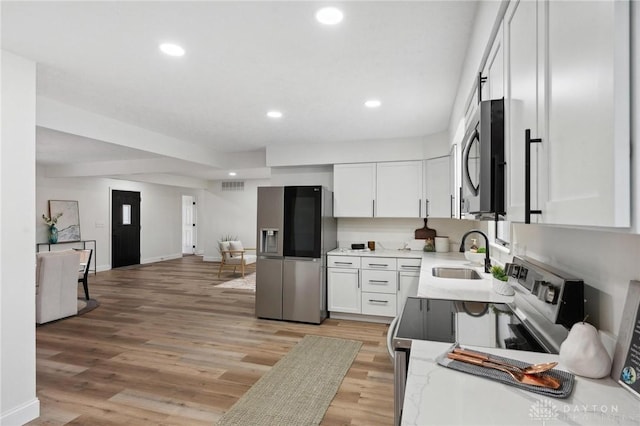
36 250 81 324
218 240 256 278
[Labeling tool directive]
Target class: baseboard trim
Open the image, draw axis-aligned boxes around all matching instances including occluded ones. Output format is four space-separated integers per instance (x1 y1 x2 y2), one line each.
328 312 392 324
141 253 183 264
1 398 40 425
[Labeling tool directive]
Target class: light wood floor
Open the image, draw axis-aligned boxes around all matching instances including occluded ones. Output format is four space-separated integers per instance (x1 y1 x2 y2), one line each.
29 255 394 425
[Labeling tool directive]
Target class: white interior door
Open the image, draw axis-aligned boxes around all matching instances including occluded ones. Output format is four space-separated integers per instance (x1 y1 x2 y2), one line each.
182 195 196 254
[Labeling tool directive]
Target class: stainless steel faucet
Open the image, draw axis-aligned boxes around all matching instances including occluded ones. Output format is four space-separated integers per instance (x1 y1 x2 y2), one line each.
459 229 491 273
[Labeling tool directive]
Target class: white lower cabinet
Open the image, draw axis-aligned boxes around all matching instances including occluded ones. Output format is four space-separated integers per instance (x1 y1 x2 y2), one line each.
397 271 420 316
362 269 396 293
327 268 360 314
361 292 397 317
328 254 421 319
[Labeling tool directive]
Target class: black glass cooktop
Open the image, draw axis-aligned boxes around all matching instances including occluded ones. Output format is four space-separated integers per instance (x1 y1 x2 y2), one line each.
395 297 546 353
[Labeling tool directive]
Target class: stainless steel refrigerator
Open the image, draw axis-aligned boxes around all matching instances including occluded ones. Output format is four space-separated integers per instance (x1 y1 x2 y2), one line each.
255 186 337 324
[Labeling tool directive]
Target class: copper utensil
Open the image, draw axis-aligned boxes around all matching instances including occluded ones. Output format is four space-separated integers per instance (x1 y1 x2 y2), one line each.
447 352 562 389
453 348 558 375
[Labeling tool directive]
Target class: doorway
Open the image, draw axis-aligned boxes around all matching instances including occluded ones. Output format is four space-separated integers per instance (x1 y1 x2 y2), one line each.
112 190 141 268
182 195 196 254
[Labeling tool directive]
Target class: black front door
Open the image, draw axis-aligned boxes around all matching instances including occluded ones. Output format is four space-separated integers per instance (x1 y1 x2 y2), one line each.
112 190 141 268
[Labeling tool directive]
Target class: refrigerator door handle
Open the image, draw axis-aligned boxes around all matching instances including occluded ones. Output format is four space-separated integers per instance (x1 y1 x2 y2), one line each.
284 256 319 262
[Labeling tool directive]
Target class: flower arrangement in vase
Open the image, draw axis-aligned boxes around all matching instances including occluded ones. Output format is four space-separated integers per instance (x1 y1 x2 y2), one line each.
42 212 63 244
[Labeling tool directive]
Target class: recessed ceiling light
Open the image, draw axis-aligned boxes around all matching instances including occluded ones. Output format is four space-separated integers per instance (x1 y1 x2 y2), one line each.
365 99 382 108
159 43 185 57
267 111 283 119
315 7 344 25
228 172 237 176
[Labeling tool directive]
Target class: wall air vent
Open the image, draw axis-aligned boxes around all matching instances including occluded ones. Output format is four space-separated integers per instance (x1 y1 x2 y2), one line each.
221 181 245 192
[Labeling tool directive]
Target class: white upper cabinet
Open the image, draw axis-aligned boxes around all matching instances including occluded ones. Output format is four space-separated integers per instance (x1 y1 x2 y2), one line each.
333 163 376 217
481 29 504 101
334 161 423 218
504 0 630 227
449 144 459 219
376 161 423 218
424 156 452 218
505 0 542 223
542 0 630 227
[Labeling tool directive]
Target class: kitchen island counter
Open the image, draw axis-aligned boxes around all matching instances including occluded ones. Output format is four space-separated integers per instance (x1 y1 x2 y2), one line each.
403 340 640 425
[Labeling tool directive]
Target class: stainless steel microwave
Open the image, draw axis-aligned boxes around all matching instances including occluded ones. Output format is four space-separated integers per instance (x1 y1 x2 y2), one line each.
461 98 505 219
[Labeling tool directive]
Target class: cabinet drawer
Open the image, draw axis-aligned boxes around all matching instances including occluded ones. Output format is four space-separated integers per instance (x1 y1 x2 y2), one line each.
361 292 397 317
397 257 422 271
361 270 397 293
328 256 361 269
361 257 396 270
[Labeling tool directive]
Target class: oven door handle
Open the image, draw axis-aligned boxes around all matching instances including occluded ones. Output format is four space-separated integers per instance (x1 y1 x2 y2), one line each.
386 315 401 360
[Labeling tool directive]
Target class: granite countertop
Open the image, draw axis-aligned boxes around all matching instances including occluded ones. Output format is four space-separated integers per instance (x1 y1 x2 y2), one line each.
403 340 640 425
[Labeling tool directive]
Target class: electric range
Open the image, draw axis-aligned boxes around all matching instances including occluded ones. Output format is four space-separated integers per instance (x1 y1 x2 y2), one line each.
388 256 584 426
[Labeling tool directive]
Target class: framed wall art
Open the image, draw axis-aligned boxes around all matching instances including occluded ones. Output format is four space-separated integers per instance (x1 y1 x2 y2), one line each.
48 200 81 242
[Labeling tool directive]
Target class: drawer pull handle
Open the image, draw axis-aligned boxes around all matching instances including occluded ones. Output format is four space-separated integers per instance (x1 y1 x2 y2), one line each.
334 262 353 265
400 265 420 268
369 263 389 267
368 299 388 304
369 280 388 284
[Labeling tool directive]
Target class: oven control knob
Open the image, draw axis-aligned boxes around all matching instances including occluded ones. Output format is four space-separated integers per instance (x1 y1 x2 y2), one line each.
539 283 558 304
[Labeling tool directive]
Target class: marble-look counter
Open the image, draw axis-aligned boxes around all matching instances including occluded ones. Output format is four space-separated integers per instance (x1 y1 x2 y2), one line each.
328 248 424 258
328 248 514 303
416 252 514 303
403 340 640 425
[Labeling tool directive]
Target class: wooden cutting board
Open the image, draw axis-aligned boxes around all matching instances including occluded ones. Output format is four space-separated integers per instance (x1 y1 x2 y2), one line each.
414 218 436 240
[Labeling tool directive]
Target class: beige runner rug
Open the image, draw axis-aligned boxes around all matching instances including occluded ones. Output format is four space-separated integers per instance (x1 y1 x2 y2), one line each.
216 334 361 426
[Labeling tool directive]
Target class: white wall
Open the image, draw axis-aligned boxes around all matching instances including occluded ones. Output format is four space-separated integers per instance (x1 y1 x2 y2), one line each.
266 133 449 167
337 218 481 252
37 170 205 270
512 224 640 336
203 179 269 261
270 166 333 189
1 51 39 425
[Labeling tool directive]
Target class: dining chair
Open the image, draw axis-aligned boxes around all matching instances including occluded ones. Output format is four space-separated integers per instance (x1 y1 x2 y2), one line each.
74 248 93 300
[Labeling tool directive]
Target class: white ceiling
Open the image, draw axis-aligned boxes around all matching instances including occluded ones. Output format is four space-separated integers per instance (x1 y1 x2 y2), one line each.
2 1 478 184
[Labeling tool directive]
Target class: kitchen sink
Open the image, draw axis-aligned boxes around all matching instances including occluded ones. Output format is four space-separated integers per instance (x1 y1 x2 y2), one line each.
432 267 482 280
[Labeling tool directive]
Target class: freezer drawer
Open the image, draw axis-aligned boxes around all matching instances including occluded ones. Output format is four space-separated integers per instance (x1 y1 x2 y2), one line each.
283 258 324 324
255 257 283 320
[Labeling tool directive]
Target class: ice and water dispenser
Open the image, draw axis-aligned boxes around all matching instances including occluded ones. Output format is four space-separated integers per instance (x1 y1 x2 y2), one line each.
260 228 279 254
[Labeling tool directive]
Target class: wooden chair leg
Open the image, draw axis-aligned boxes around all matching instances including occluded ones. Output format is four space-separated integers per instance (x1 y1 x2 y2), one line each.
241 263 245 277
217 261 223 278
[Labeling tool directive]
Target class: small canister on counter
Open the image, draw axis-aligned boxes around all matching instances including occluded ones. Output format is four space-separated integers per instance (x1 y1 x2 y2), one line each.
435 236 449 252
367 241 375 251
